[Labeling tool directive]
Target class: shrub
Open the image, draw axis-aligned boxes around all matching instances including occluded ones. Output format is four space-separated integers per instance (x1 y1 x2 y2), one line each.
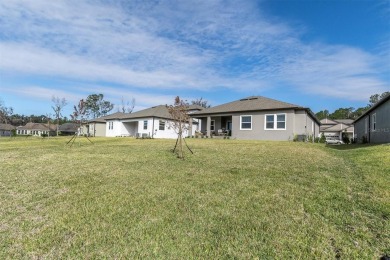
307 135 313 143
362 135 368 144
314 137 320 143
41 133 48 138
319 133 326 143
342 133 350 144
293 134 299 142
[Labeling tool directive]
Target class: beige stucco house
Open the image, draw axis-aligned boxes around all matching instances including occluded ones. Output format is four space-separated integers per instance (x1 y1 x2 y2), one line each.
190 96 320 141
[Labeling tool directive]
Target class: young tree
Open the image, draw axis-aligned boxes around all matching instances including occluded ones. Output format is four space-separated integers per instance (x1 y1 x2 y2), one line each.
191 97 211 108
71 99 87 130
85 94 114 119
51 96 68 136
68 99 93 146
119 96 135 113
0 99 13 124
167 96 193 159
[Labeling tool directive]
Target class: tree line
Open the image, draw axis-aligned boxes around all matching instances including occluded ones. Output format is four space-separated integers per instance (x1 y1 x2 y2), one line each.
315 92 389 120
0 94 211 127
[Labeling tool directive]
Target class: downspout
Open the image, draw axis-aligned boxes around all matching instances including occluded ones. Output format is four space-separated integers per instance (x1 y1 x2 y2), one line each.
305 110 308 141
152 117 155 139
368 115 371 143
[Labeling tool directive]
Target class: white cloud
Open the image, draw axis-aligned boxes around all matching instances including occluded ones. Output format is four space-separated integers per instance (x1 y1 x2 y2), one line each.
0 0 389 106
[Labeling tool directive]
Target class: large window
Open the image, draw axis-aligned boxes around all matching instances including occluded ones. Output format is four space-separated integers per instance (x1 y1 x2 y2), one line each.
108 122 113 130
265 114 286 130
143 120 148 130
240 115 252 130
159 120 165 130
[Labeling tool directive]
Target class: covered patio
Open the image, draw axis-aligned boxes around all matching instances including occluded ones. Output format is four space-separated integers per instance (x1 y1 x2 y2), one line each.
194 115 232 137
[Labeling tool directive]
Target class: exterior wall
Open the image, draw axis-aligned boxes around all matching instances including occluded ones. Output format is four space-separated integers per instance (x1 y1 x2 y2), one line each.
106 120 123 137
355 100 390 143
370 99 390 143
354 117 367 143
90 122 106 137
314 122 320 138
355 99 390 143
0 130 11 136
16 129 54 136
231 110 295 140
105 117 195 139
293 110 319 138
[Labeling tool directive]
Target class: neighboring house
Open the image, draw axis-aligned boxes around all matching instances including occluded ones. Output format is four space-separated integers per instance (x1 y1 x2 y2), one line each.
82 113 126 137
353 94 390 144
0 123 16 136
58 123 79 135
320 118 354 141
190 96 320 141
103 105 202 138
16 123 56 136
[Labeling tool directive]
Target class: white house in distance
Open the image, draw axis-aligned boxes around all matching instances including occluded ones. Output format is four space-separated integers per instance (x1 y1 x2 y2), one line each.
89 105 203 138
320 118 354 140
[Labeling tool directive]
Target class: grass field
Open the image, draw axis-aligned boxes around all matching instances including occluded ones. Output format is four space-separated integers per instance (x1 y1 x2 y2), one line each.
0 137 389 259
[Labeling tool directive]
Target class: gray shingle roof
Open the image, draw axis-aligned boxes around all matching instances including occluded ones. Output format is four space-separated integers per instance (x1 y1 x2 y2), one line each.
103 105 171 120
321 124 350 132
0 123 15 131
17 123 57 131
59 123 79 132
320 118 338 124
90 105 204 122
334 119 354 124
191 96 302 115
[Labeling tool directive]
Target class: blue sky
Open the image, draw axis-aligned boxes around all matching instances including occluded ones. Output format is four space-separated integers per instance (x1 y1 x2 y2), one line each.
0 0 389 118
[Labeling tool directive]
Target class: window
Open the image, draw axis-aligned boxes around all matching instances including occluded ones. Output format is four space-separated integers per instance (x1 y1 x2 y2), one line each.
266 115 274 129
108 122 113 130
277 114 286 129
210 120 215 131
265 114 286 130
143 120 148 130
372 113 376 131
159 120 165 130
240 115 252 130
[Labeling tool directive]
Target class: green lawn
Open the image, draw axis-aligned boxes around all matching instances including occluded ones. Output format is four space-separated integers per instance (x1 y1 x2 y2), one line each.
0 137 389 259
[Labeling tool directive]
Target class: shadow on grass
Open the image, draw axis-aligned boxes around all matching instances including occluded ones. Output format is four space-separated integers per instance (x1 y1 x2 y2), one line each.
325 143 388 150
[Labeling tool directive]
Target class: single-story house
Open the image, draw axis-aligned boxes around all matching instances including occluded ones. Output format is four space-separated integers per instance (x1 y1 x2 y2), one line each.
353 94 390 144
320 118 354 141
83 105 203 138
104 105 202 138
190 96 320 141
58 123 79 135
16 123 57 136
0 123 16 136
82 113 124 137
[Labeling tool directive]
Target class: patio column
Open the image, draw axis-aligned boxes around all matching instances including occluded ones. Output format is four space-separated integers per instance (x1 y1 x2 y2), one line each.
188 117 193 137
207 116 211 137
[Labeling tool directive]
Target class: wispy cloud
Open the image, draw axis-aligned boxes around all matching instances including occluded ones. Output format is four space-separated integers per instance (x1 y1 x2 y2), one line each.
0 0 388 110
